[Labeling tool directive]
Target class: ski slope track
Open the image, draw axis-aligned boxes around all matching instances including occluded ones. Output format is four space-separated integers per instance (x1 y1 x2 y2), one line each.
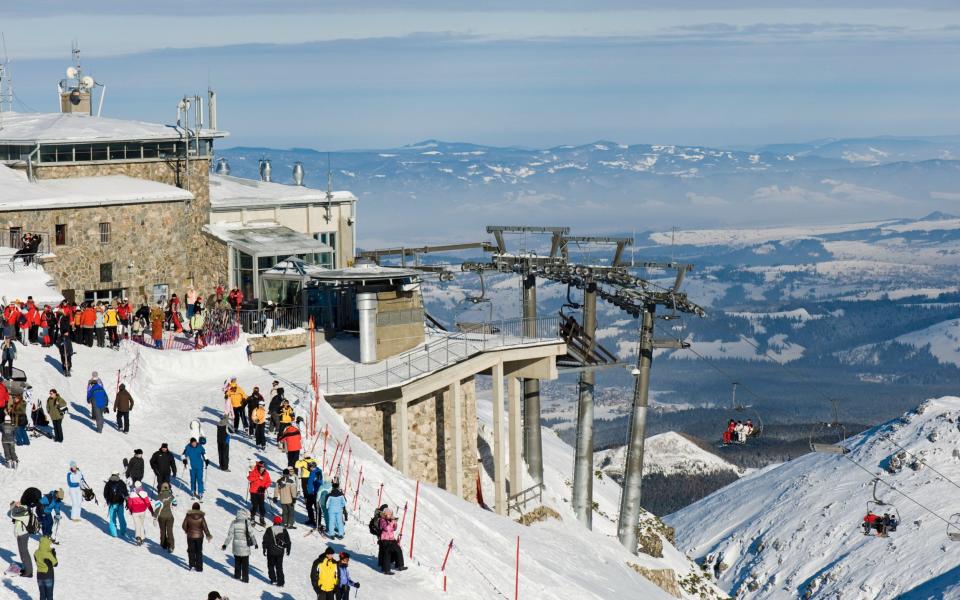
666 398 960 599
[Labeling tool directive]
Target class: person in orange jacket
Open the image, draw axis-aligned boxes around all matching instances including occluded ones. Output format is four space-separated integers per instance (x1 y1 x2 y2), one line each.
278 419 303 468
80 304 96 347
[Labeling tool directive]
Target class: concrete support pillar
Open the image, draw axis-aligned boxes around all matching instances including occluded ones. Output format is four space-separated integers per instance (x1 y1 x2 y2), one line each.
521 273 543 484
572 282 597 529
507 376 523 495
449 379 464 497
617 305 655 554
491 361 507 515
396 397 410 477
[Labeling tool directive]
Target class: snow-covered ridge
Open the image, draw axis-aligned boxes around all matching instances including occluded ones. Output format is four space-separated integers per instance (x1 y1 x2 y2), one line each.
666 397 960 599
596 432 743 479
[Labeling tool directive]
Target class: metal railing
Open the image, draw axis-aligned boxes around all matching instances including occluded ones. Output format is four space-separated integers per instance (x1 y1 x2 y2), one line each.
2 228 51 271
507 482 545 516
238 306 305 335
316 315 561 395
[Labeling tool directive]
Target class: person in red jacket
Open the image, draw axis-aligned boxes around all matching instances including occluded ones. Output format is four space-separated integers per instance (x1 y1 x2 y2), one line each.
247 461 271 526
278 420 303 467
722 419 736 445
26 302 39 344
863 512 881 536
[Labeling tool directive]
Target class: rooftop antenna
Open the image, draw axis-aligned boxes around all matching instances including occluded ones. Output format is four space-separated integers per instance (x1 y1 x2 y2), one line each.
324 152 333 222
58 41 106 116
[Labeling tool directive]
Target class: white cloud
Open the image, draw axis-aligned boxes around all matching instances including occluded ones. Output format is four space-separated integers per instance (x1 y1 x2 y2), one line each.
686 191 729 207
752 185 833 204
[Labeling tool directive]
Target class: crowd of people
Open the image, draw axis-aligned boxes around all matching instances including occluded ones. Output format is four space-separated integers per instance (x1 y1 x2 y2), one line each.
4 371 408 599
721 418 756 445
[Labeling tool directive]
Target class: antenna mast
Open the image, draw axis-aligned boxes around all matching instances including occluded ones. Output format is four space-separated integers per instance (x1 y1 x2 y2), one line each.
0 33 12 128
324 152 333 222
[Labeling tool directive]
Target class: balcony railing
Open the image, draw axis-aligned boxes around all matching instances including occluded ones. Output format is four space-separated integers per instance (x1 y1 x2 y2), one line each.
316 315 562 395
238 306 305 335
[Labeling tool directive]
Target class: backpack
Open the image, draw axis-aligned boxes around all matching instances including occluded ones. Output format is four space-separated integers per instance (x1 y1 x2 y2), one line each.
368 509 382 537
25 509 39 534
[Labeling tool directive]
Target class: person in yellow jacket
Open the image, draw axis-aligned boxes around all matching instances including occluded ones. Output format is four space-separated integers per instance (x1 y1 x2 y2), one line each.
251 401 267 450
310 547 339 599
104 305 119 348
294 455 318 495
224 378 248 431
278 400 294 426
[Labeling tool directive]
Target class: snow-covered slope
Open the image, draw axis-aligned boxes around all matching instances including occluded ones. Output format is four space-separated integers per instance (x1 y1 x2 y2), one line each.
596 432 742 480
897 318 960 367
0 335 700 599
665 398 960 599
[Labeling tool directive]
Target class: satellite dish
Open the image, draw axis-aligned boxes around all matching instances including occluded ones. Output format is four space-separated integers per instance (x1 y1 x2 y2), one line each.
66 66 78 79
80 75 95 90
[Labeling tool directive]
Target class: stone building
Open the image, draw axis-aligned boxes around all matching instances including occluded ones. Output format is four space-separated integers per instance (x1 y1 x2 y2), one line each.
0 110 357 303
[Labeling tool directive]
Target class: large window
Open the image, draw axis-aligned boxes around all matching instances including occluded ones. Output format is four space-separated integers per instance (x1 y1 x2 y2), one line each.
315 232 336 267
84 288 124 303
99 222 111 244
99 262 113 283
55 224 67 246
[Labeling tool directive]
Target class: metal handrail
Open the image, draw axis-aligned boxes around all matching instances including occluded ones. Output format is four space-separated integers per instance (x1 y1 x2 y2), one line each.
317 315 561 395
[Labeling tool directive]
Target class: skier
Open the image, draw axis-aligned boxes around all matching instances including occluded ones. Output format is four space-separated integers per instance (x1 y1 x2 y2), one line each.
744 419 755 438
268 386 284 434
86 378 109 434
65 462 84 521
157 482 177 553
262 515 291 587
182 437 208 499
182 502 213 572
216 413 234 472
278 418 303 467
735 420 746 444
303 461 324 528
274 468 299 529
316 477 333 534
37 490 64 538
377 506 405 574
55 317 72 376
311 546 340 600
325 480 346 540
1 336 16 379
224 378 248 431
34 535 57 599
103 471 129 538
8 500 33 577
221 508 258 583
150 443 178 487
247 460 272 527
46 389 67 443
125 449 145 486
251 399 268 451
11 395 29 446
245 386 265 435
1 414 17 468
126 481 155 545
722 419 735 445
113 383 134 433
336 552 361 600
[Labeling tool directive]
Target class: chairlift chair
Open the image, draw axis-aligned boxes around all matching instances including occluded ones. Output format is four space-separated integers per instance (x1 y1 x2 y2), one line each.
947 513 960 542
809 400 849 454
454 270 495 333
720 383 763 447
865 499 900 534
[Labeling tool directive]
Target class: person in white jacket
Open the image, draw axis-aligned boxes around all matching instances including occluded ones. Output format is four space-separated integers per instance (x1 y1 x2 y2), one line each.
66 461 84 521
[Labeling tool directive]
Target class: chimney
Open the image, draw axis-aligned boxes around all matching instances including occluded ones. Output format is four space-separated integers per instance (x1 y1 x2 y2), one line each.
215 157 230 176
207 88 217 130
292 161 305 186
258 159 272 182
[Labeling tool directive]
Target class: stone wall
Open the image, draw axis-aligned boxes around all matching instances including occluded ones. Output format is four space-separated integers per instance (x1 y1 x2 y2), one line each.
246 332 308 353
3 159 228 301
375 289 425 359
336 376 478 501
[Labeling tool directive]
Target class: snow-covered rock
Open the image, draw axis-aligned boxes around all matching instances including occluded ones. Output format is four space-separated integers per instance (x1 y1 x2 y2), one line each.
596 432 743 480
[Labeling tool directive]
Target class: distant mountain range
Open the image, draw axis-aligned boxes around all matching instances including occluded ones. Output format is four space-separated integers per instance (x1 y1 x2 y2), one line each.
219 135 960 245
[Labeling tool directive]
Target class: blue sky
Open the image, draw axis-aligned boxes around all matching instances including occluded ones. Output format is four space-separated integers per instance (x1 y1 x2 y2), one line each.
3 2 960 149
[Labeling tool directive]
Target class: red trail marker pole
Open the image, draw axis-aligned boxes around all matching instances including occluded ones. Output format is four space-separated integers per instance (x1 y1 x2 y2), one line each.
344 448 353 489
398 501 409 542
376 483 384 507
353 468 364 512
440 538 454 592
409 480 420 558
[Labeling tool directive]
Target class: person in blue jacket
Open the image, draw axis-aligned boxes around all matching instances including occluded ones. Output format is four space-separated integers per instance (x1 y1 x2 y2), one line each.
305 464 324 528
181 438 207 499
38 489 64 537
324 480 347 540
86 380 109 434
315 478 333 534
336 551 361 600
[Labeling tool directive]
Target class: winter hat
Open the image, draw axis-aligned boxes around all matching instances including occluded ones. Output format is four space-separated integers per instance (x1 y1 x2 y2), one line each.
134 449 143 455
323 547 335 556
134 481 142 489
273 515 283 525
111 470 120 476
69 461 77 469
208 593 223 600
160 443 168 449
91 371 98 379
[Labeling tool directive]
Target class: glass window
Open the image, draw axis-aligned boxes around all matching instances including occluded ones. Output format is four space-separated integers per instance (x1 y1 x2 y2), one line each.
126 143 143 159
257 256 277 271
99 262 113 283
99 222 111 244
8 227 21 249
315 232 337 266
55 224 67 246
239 252 253 269
72 145 89 161
84 288 124 303
109 145 125 160
91 144 108 161
142 144 158 159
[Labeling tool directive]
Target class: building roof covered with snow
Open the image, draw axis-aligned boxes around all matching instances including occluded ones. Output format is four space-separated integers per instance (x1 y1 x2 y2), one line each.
0 163 192 210
209 173 356 209
0 111 226 145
